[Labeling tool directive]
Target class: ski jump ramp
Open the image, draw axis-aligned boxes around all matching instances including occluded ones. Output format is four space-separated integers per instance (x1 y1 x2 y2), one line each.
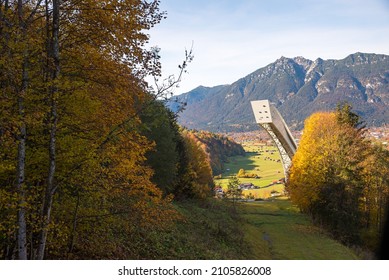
250 100 297 177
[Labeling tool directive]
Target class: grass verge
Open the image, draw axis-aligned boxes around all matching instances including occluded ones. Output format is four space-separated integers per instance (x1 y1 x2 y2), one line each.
238 199 359 259
141 199 251 259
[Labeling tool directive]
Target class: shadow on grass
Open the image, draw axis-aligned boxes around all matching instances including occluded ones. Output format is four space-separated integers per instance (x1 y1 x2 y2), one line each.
226 153 258 175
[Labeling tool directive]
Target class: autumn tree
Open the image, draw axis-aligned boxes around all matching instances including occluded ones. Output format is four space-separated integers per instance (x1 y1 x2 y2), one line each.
186 131 245 175
360 143 389 250
237 169 246 178
0 0 48 260
42 0 179 259
287 105 389 250
1 0 183 259
174 130 214 200
225 176 242 209
287 109 368 242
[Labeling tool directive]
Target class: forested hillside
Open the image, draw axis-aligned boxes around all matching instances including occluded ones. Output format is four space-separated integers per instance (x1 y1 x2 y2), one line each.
188 130 245 175
0 0 238 260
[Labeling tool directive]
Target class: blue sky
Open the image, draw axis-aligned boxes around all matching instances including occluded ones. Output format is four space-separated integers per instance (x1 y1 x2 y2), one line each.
148 0 389 93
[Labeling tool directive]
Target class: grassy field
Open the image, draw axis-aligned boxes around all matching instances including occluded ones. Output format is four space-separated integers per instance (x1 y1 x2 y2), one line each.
212 141 358 259
163 199 359 259
215 142 286 199
239 199 359 259
153 199 250 259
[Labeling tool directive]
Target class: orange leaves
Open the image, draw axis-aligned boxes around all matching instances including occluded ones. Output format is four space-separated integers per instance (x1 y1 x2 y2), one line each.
176 130 214 199
1 0 182 259
287 107 389 246
289 112 348 201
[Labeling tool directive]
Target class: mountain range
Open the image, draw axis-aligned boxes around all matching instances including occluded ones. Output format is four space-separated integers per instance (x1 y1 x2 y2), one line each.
168 52 389 132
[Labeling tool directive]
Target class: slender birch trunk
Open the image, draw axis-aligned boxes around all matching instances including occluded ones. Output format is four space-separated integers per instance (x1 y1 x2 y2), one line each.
37 0 60 260
15 0 28 260
16 89 27 260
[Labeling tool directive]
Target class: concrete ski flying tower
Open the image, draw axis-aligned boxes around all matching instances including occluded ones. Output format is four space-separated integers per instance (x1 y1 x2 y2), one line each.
250 100 297 177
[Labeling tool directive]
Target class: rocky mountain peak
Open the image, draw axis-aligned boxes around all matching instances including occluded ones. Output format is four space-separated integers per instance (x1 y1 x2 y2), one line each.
293 56 313 71
169 52 389 132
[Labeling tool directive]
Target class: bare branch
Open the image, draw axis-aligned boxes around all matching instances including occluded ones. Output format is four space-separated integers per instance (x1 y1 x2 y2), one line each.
151 41 194 99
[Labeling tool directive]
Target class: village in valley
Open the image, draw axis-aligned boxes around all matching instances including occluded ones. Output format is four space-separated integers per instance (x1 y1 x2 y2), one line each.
213 137 287 201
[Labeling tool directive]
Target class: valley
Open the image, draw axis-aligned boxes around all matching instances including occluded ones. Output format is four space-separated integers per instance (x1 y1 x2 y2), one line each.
211 140 360 259
214 143 285 198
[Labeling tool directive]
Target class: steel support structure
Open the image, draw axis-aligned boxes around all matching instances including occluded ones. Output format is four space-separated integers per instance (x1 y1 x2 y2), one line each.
250 100 297 178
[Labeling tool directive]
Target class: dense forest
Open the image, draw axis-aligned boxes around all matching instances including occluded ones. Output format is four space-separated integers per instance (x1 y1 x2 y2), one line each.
286 104 389 254
187 130 245 176
0 0 247 260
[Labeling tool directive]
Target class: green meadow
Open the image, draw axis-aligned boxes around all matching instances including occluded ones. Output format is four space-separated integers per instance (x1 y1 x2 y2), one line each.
211 141 359 259
166 198 358 259
239 199 358 259
215 142 285 199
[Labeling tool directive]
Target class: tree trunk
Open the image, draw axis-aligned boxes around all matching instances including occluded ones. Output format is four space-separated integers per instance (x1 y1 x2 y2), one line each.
16 108 27 260
37 0 60 260
15 0 28 261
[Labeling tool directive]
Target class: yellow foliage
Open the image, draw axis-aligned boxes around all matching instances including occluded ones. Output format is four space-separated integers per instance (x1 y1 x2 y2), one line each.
1 0 179 259
287 108 389 247
178 131 214 199
287 111 367 212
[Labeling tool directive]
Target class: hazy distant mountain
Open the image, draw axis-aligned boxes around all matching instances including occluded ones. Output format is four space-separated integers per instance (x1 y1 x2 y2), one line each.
168 52 389 132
